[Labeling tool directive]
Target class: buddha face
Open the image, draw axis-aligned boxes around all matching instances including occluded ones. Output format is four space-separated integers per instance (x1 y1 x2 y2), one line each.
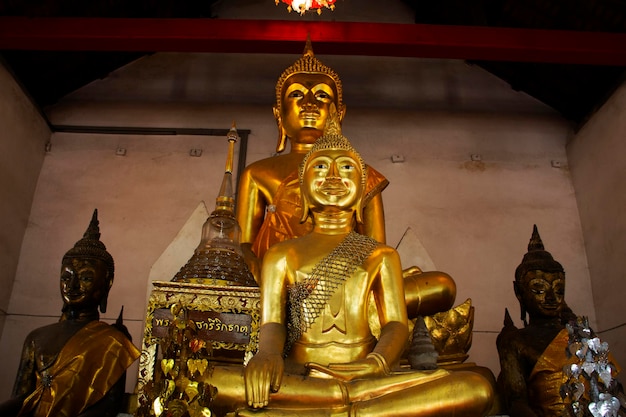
517 269 565 320
60 257 109 311
278 73 343 145
302 148 363 213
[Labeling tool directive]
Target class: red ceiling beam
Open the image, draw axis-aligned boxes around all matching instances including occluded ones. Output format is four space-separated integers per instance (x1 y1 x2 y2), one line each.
1 17 625 65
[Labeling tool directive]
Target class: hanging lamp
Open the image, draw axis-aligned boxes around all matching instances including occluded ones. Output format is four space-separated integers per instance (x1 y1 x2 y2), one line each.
276 0 336 15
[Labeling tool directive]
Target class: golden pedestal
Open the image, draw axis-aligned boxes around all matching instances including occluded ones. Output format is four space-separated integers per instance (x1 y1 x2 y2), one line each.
136 281 260 414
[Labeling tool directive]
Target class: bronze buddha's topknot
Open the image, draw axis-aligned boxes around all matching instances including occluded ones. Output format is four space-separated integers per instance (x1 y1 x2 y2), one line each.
275 38 343 112
514 224 564 282
63 209 115 281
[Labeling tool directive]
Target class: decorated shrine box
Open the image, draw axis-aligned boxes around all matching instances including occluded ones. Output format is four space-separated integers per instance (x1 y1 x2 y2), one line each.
137 281 260 407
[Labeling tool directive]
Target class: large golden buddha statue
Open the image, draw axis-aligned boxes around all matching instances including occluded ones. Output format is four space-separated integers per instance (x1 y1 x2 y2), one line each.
236 39 456 322
0 210 140 417
496 225 580 417
236 38 388 279
202 112 494 417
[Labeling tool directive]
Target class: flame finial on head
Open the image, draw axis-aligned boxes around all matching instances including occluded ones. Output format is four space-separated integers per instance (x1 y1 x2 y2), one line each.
515 225 564 283
63 209 115 282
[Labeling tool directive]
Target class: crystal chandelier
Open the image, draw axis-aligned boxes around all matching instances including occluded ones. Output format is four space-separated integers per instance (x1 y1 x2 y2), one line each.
276 0 336 15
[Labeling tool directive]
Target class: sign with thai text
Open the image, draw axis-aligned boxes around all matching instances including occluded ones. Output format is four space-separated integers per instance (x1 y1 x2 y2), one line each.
152 308 252 345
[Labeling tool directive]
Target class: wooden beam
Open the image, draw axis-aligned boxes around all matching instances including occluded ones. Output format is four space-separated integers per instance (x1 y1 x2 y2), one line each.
1 17 625 65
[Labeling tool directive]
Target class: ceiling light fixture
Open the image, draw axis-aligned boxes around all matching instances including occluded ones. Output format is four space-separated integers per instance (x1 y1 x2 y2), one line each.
276 0 336 15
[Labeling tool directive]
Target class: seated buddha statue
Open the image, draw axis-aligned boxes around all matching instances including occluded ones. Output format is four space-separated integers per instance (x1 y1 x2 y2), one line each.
204 111 494 417
0 210 140 417
496 225 580 417
236 38 455 321
235 37 388 277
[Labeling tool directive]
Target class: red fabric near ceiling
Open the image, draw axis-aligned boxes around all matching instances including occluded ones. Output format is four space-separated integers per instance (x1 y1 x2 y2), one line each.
0 17 625 65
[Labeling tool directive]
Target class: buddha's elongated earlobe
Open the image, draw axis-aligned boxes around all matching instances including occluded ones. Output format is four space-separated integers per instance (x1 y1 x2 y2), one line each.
513 280 528 326
355 198 364 224
100 272 113 314
100 293 108 314
274 106 287 153
299 192 311 224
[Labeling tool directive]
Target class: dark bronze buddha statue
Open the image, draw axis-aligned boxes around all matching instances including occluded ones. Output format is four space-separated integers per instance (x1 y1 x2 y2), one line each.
497 225 578 417
0 210 140 417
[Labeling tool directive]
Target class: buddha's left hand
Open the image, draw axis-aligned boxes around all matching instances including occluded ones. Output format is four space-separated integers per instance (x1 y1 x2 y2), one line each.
306 353 390 382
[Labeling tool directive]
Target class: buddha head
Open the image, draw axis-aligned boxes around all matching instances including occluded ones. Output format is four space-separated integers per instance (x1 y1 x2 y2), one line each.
61 209 115 314
273 38 346 153
299 105 366 223
514 225 566 325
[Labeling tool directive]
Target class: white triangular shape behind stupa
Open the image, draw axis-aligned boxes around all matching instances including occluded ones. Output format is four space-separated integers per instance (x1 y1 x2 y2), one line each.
395 227 437 271
147 201 210 302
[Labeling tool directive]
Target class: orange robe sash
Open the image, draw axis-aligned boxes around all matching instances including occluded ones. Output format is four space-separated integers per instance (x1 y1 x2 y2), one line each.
18 320 140 417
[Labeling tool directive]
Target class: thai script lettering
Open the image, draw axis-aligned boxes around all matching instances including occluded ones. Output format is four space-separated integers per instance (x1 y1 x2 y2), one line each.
192 317 249 335
154 318 171 327
152 308 253 344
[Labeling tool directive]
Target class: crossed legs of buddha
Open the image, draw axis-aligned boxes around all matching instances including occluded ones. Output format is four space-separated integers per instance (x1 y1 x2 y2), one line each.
208 365 493 417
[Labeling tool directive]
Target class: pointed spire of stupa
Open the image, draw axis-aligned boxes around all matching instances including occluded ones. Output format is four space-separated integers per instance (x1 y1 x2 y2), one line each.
214 121 238 216
171 123 255 286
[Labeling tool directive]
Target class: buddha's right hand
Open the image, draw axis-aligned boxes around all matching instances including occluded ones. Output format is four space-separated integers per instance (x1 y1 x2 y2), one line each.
244 351 284 408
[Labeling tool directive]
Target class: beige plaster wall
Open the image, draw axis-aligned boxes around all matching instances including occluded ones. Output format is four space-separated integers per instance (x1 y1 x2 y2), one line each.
0 61 50 341
567 81 626 370
344 108 592 374
0 102 265 396
0 98 590 397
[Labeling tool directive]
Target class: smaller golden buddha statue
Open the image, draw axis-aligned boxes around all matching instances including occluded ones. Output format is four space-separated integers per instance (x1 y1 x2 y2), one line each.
231 111 494 416
0 210 140 417
497 225 580 417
